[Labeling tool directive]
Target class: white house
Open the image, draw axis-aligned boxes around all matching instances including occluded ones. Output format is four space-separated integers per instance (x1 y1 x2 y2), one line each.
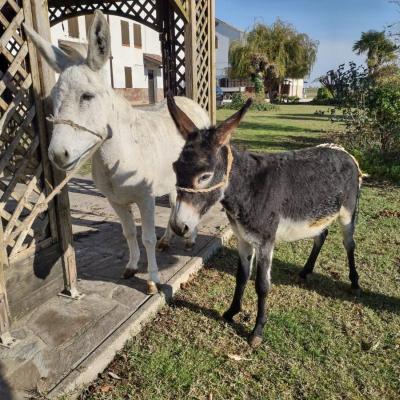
50 14 164 104
215 18 244 79
215 18 305 99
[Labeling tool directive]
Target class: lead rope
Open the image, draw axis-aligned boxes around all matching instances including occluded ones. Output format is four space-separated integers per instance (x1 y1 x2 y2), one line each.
21 117 105 235
176 145 234 193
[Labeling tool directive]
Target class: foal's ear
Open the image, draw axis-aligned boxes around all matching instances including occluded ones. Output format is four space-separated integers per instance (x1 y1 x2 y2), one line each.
87 10 111 71
23 23 75 73
215 98 252 146
167 95 198 140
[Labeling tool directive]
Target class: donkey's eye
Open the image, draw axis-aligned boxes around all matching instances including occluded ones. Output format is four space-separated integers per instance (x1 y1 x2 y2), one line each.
81 92 95 102
198 173 212 183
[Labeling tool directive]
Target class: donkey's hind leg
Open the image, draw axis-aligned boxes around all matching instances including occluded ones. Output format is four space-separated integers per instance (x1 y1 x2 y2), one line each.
340 208 360 293
110 201 140 279
299 229 328 280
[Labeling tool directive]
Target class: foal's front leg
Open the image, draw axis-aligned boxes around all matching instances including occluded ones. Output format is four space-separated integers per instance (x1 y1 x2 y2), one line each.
223 238 254 321
249 241 274 348
110 201 140 278
137 196 160 294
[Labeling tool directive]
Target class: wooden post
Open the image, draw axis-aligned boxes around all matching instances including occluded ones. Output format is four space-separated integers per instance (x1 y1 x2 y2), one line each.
208 0 216 124
0 221 13 347
28 0 80 298
185 0 197 100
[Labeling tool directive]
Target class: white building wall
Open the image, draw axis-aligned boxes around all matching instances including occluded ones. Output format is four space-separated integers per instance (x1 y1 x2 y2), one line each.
50 15 163 92
215 19 244 80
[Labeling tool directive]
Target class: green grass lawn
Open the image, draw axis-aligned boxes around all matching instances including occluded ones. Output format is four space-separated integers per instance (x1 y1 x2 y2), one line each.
78 105 400 400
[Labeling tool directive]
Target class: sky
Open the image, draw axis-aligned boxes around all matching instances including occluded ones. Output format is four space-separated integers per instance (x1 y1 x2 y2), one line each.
216 0 398 85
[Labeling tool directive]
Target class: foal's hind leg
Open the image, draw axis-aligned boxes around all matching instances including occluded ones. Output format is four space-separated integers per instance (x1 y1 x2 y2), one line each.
340 207 360 293
299 229 328 280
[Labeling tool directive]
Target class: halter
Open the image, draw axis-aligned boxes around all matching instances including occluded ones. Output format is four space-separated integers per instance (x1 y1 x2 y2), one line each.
176 145 233 193
46 116 105 140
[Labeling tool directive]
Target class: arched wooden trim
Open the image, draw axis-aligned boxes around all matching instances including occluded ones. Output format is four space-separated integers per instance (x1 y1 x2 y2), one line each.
48 0 161 31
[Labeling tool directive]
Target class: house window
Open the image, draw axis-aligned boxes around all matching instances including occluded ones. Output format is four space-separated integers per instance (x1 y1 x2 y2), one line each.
133 23 142 48
121 20 130 46
68 17 80 38
124 66 133 88
215 35 218 49
85 14 94 37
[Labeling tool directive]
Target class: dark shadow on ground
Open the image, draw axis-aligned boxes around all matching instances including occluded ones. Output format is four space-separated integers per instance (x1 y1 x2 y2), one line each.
208 247 400 316
0 363 13 400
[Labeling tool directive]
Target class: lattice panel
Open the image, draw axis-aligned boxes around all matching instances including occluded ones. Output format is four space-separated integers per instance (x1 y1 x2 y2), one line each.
172 11 186 95
194 0 210 110
0 0 52 261
48 0 160 31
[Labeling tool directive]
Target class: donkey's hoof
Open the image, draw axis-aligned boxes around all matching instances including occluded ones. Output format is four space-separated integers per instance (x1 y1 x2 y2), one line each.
248 334 263 348
147 281 159 295
156 240 170 252
123 268 138 279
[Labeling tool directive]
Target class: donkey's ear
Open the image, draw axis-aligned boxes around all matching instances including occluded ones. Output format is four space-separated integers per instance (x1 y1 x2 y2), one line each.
23 23 75 73
87 10 111 71
167 95 198 140
215 98 252 146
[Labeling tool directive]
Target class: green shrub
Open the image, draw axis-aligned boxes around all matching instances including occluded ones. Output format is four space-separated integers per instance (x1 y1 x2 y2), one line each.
221 92 278 112
316 87 333 100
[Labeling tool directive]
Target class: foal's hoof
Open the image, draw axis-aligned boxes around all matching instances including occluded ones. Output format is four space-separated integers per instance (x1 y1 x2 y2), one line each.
147 281 159 295
184 242 195 252
350 286 361 296
123 268 138 279
156 240 170 252
248 335 263 348
222 311 234 323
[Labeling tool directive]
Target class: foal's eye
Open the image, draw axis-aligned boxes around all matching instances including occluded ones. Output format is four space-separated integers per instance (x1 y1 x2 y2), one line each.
81 92 95 102
198 173 212 183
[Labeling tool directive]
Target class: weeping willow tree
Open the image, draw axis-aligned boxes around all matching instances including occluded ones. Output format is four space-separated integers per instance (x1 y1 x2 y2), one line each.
229 20 318 99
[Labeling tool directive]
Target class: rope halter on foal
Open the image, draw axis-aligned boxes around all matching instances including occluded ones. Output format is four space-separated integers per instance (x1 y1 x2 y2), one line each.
176 145 234 194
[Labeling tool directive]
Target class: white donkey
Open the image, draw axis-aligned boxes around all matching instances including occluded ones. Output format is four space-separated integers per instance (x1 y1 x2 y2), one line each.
24 11 210 294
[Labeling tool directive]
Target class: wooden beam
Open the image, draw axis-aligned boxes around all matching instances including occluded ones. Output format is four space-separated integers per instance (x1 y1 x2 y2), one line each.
29 0 80 298
184 0 197 100
208 0 217 124
168 0 189 23
0 219 11 344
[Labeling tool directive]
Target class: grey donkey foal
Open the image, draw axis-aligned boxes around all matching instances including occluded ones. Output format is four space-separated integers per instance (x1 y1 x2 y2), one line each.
167 96 362 347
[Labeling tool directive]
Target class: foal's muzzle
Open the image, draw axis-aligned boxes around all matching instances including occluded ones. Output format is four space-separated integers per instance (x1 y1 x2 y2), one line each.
170 220 190 237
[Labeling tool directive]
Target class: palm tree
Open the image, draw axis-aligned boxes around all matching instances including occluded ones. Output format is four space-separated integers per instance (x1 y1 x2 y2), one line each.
353 30 398 72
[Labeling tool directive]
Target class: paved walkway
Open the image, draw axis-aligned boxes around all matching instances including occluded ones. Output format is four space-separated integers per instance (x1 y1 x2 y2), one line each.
0 176 229 399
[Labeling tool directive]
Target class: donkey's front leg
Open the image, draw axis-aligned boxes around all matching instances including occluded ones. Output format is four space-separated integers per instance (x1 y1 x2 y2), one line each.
138 196 160 295
249 242 274 348
110 201 140 279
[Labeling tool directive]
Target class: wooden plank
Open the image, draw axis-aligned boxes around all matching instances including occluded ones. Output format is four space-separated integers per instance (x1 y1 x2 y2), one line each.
23 0 59 243
6 242 64 321
0 220 10 336
30 0 78 296
208 0 216 124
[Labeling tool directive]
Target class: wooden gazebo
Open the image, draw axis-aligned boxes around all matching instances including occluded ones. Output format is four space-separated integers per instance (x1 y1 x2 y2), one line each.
0 0 215 346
